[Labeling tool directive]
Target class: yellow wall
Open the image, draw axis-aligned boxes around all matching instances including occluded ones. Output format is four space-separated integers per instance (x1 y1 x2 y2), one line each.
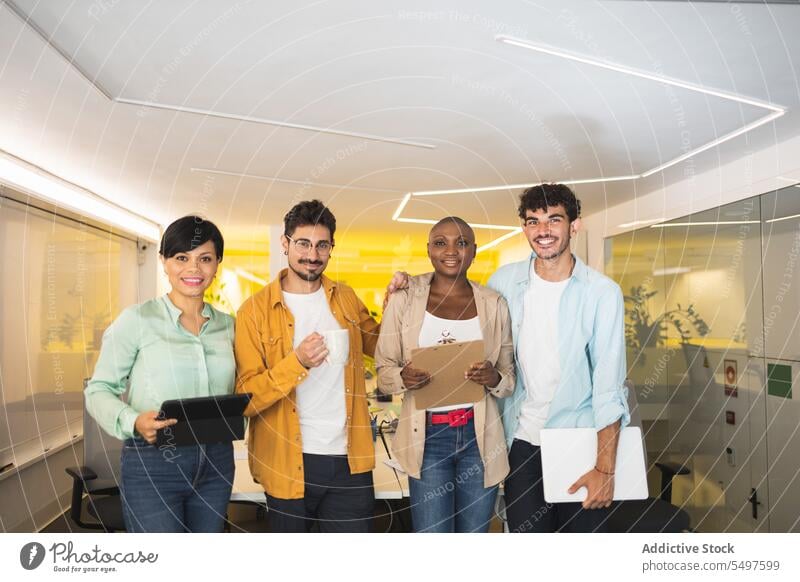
205 230 502 317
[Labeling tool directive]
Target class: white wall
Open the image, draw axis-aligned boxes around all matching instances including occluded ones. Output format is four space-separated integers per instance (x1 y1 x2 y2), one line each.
580 134 800 270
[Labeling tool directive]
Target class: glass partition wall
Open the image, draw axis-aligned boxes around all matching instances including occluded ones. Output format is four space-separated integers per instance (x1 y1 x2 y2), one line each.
606 186 800 532
0 194 140 469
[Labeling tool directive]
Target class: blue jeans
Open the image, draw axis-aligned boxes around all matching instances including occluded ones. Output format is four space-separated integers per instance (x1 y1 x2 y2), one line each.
120 437 234 532
408 417 498 532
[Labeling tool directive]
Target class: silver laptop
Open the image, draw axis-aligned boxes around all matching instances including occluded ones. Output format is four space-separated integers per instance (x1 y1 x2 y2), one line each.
539 426 649 503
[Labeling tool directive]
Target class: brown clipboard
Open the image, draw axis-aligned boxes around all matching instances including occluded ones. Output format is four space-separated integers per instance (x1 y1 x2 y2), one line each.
408 340 486 410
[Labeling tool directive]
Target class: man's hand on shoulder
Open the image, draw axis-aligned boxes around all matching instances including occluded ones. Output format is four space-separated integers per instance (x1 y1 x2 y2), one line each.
383 271 410 310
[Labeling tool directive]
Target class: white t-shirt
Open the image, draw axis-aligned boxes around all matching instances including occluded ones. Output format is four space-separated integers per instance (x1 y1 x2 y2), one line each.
515 264 570 446
418 311 483 412
282 287 348 455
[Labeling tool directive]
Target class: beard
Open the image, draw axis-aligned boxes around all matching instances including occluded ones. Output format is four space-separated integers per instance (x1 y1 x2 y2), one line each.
290 259 324 282
535 235 571 261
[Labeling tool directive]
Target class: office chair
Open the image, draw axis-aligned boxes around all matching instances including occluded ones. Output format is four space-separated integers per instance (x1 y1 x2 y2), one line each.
64 393 125 531
605 380 692 533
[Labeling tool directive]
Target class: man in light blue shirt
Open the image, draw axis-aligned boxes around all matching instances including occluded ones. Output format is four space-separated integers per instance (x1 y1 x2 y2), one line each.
487 184 629 533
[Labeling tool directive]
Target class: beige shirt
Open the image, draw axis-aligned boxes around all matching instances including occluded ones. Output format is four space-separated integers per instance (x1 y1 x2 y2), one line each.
375 274 515 487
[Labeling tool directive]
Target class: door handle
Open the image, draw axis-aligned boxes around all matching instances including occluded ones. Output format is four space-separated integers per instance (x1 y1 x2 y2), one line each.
747 488 762 520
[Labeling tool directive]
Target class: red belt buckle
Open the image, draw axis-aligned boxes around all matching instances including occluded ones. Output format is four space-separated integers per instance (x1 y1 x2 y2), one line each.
447 409 469 427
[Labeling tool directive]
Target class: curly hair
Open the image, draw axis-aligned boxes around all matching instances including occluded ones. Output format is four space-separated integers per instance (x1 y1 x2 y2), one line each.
517 183 581 222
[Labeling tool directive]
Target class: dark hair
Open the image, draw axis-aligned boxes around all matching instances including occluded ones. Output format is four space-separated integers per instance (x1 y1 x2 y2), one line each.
283 199 336 240
159 215 224 260
517 183 581 222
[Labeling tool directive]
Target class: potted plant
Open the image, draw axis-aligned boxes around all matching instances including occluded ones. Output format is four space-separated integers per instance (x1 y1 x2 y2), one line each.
624 283 710 365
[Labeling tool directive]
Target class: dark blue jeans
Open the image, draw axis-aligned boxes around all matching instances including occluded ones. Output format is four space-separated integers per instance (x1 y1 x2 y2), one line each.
408 417 498 532
266 453 375 533
504 438 609 533
120 437 234 532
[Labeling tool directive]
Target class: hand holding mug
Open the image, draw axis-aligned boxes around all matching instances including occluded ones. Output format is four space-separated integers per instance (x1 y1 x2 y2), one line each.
295 332 328 368
321 329 349 365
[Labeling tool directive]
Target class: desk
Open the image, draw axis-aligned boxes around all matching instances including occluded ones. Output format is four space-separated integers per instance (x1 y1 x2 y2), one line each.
231 393 409 503
230 438 409 503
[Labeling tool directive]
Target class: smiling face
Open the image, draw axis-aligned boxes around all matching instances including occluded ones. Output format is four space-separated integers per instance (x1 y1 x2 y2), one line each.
282 224 333 283
522 204 578 261
427 219 476 279
161 240 220 298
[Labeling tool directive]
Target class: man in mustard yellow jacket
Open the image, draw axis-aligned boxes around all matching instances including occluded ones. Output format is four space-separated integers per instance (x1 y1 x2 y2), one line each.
234 200 380 532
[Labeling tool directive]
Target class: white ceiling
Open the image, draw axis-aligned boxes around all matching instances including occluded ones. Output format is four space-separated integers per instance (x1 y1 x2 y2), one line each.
1 0 799 248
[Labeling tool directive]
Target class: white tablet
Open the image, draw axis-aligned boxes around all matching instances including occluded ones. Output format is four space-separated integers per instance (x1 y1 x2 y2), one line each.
539 426 649 503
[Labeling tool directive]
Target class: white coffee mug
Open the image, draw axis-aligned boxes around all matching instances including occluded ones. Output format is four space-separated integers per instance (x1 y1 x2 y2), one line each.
322 329 350 365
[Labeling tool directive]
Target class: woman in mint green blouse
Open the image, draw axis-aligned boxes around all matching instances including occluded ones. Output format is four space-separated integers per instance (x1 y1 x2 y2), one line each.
85 216 235 533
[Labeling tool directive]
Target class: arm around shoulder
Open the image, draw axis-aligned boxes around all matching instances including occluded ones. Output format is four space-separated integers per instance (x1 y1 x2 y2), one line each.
353 291 381 358
374 291 408 395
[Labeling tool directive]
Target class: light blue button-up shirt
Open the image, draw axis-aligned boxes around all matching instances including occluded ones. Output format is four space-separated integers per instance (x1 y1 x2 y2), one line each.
85 295 236 440
488 254 630 446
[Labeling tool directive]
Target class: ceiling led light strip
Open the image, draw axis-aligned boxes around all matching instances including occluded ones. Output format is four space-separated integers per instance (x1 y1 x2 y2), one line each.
396 216 519 231
393 192 524 254
495 35 783 112
391 36 787 245
477 228 524 253
412 175 638 197
494 35 786 181
639 110 785 178
117 99 436 150
6 2 436 151
0 151 161 241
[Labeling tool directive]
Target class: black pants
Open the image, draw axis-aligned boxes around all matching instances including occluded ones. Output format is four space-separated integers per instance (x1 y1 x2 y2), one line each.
266 453 375 533
504 439 609 533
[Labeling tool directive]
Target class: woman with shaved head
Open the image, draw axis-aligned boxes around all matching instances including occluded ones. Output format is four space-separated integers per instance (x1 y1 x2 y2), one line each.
376 217 515 532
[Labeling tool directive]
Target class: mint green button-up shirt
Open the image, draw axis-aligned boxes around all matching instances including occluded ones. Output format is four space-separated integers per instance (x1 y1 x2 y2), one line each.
85 295 236 440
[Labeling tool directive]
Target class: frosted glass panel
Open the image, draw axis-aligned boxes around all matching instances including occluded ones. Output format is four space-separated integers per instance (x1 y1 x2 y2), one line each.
604 225 670 418
660 197 766 532
0 196 139 462
761 190 800 362
606 196 772 531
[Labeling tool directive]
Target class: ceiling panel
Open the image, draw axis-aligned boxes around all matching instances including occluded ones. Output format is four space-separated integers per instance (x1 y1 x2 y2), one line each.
2 0 799 252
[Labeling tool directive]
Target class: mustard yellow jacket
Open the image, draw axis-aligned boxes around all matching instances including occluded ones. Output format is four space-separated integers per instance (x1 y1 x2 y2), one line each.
234 269 379 499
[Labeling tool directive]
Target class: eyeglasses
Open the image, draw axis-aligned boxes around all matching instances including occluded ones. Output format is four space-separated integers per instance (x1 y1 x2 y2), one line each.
286 235 334 255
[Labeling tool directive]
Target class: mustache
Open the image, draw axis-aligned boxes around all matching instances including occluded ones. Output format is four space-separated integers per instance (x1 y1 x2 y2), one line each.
299 259 323 266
